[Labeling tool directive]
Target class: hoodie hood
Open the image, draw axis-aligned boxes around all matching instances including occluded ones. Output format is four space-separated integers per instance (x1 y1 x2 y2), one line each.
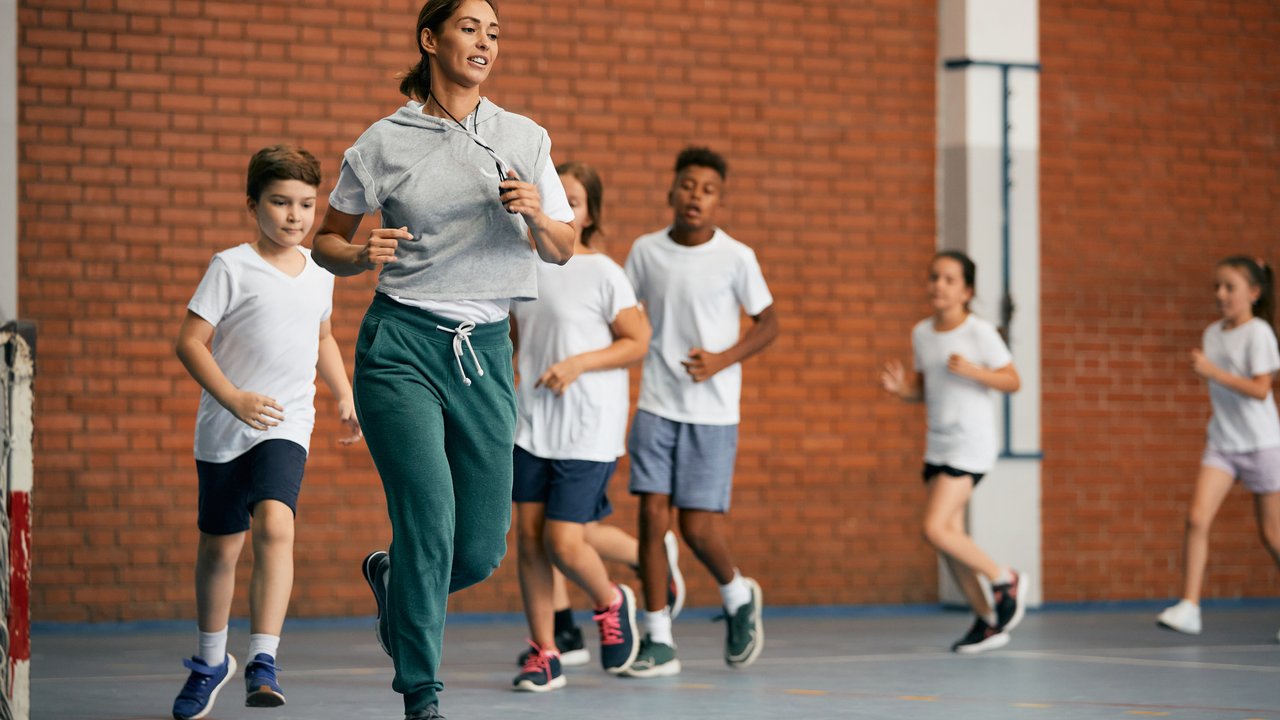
386 97 506 133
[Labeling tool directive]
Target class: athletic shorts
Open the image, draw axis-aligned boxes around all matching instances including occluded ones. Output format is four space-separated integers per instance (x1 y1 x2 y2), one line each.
512 445 618 523
196 439 307 535
923 463 985 487
1201 446 1280 495
627 410 738 512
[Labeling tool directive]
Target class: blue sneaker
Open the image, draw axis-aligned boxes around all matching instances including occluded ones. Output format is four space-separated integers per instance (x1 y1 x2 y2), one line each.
172 654 236 720
244 653 285 707
593 583 639 675
362 550 391 655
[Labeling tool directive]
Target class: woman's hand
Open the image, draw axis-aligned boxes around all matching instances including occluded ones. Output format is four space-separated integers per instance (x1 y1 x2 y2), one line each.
499 170 542 219
357 227 414 270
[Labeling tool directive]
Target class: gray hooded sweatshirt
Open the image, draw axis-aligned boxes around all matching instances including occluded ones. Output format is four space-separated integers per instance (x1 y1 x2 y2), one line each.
341 98 550 302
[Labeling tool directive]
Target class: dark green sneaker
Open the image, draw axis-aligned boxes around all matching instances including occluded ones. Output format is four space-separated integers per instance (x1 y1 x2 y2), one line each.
621 635 681 678
722 578 764 668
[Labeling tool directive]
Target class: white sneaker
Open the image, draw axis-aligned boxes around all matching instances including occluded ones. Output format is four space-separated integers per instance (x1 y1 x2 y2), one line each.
1156 600 1201 635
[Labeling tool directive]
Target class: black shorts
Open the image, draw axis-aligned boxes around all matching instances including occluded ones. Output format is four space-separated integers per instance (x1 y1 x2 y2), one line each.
512 445 617 524
196 439 307 535
922 463 985 487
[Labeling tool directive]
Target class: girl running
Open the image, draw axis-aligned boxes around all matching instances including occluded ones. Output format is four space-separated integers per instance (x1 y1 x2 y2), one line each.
1157 257 1279 639
881 250 1028 654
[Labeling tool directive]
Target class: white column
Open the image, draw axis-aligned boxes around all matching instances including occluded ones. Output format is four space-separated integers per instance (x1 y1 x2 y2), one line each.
0 0 17 323
937 0 1042 607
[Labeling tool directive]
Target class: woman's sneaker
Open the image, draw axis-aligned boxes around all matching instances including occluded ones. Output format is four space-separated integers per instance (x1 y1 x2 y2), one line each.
663 531 686 620
515 625 590 667
992 570 1028 633
623 635 681 678
951 617 1010 654
172 654 236 720
594 584 639 674
361 550 392 655
1156 600 1201 635
244 653 285 707
512 643 565 693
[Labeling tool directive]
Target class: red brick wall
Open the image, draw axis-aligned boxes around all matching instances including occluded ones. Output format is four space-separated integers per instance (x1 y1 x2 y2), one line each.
1040 1 1280 601
21 0 941 622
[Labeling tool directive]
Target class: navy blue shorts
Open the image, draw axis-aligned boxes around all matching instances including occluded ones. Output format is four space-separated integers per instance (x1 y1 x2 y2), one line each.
922 463 985 487
196 439 307 535
512 445 617 524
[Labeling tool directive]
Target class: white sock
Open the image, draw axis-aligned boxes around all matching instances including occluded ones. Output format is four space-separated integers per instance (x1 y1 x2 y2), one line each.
993 568 1015 586
197 627 228 666
982 611 997 627
248 633 280 661
719 570 751 615
644 608 674 646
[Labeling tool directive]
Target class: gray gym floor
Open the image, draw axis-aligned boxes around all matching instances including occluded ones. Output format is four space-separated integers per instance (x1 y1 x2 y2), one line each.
32 604 1280 719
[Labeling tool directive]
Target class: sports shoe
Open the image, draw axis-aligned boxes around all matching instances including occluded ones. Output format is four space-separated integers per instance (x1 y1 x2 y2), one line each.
362 550 392 655
172 653 236 720
623 635 681 678
991 570 1028 633
405 704 446 719
243 652 285 707
950 616 1010 654
593 584 639 674
512 642 565 692
1156 599 1202 635
515 625 590 667
721 577 764 668
663 530 686 620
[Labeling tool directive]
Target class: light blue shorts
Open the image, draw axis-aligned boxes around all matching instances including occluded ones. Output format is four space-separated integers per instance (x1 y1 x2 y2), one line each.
1201 446 1280 495
627 410 738 512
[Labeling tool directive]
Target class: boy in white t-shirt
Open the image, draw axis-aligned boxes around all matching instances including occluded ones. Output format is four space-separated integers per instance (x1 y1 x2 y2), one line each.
170 145 362 720
622 147 779 677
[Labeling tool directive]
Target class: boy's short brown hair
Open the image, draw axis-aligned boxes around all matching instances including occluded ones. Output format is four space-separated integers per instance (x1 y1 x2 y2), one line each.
246 144 321 201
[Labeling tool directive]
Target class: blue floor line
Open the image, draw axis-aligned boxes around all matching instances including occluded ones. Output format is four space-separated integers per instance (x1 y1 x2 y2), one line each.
32 596 1279 636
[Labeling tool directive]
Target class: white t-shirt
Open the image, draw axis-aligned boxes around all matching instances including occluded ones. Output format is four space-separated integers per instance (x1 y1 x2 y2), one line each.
1203 317 1280 453
511 253 639 461
328 124 573 324
625 227 774 426
912 314 1014 474
187 244 335 463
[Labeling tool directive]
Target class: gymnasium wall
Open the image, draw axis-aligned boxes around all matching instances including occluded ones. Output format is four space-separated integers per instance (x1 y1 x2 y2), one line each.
17 0 1277 622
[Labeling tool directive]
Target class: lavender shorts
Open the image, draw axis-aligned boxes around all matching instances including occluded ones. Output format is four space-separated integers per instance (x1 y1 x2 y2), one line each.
1201 446 1280 494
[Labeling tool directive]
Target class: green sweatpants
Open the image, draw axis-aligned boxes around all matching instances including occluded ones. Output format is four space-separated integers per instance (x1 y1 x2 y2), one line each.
353 293 516 713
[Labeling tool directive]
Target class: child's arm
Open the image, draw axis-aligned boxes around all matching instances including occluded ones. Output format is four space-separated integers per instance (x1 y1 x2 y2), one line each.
681 305 780 383
536 306 651 396
1191 349 1274 400
312 208 414 277
316 318 363 445
880 360 924 402
175 310 284 430
947 355 1021 394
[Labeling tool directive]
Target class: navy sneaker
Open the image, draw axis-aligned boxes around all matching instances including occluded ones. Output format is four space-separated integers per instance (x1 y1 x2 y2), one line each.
244 652 285 707
622 635 681 678
663 531 686 620
992 570 1029 633
593 584 639 674
362 550 391 655
172 653 236 720
951 616 1010 654
516 624 590 667
512 643 565 692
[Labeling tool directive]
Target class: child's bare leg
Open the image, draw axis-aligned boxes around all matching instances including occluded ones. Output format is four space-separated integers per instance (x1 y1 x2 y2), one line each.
637 493 672 611
516 502 556 648
550 568 572 610
677 509 734 585
1181 466 1235 603
921 476 1001 581
248 500 294 636
1252 491 1280 567
585 521 641 568
196 531 246 632
546 520 614 608
941 500 992 617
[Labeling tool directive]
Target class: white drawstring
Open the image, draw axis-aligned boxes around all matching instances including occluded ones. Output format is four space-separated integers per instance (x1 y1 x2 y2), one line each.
436 321 485 386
